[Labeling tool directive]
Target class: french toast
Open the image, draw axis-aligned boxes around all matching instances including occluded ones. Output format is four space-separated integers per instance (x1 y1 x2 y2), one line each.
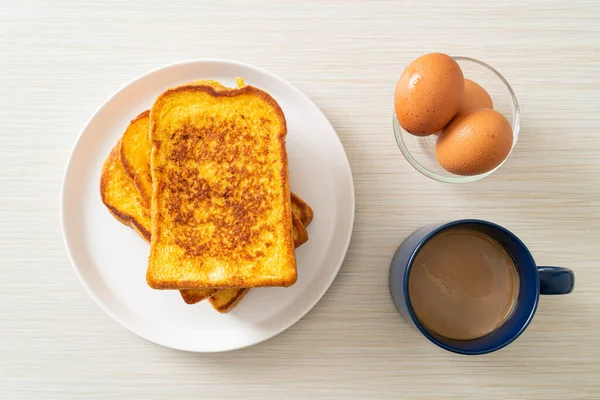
102 79 314 312
101 135 309 306
147 83 296 289
115 105 313 306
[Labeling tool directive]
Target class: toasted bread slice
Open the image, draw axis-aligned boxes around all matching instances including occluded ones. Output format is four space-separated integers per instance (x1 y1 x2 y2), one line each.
100 141 151 242
147 83 296 289
111 108 311 304
290 192 314 227
120 110 152 207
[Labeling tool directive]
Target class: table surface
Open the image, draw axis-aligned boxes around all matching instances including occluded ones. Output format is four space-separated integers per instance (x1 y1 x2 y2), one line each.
2 1 599 398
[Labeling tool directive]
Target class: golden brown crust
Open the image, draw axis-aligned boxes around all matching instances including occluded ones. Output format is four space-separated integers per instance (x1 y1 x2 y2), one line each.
120 110 150 176
148 83 296 289
147 277 292 290
149 84 287 146
290 192 314 227
106 208 151 243
179 289 218 305
100 141 151 242
292 213 309 247
209 289 250 314
120 110 152 207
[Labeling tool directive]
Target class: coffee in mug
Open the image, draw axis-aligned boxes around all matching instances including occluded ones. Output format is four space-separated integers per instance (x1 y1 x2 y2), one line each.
408 227 519 340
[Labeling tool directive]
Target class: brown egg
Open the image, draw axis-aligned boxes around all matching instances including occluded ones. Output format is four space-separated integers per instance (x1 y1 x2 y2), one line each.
394 53 464 136
458 79 493 113
436 108 513 176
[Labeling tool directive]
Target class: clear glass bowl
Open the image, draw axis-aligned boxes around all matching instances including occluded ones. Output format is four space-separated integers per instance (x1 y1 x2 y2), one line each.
393 56 520 183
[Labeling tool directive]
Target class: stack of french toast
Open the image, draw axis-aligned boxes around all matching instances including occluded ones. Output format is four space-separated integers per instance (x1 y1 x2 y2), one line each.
100 79 313 313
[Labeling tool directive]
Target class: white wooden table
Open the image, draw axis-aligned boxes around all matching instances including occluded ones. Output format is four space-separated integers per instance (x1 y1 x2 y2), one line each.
2 1 599 398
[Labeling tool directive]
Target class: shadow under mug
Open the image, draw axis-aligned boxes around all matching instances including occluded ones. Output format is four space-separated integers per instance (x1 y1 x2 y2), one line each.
389 219 575 355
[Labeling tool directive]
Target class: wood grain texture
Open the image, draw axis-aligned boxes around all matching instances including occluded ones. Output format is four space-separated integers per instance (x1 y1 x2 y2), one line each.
1 0 599 398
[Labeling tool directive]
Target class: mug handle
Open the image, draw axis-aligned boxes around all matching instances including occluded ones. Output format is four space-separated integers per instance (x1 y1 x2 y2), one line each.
537 266 575 295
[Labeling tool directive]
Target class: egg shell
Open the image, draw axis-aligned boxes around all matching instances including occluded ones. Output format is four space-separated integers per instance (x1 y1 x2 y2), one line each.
394 53 464 136
458 79 494 113
436 108 513 176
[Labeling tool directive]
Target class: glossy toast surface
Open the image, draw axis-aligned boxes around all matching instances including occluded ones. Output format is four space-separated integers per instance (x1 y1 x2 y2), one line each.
147 83 296 289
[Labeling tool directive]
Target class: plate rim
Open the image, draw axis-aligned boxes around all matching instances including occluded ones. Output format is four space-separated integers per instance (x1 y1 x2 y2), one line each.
60 58 356 352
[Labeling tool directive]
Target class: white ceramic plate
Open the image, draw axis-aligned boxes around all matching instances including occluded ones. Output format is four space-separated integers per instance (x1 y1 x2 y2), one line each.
61 60 355 352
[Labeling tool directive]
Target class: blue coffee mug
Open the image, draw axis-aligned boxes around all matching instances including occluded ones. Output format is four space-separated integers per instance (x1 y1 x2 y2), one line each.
389 219 574 355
